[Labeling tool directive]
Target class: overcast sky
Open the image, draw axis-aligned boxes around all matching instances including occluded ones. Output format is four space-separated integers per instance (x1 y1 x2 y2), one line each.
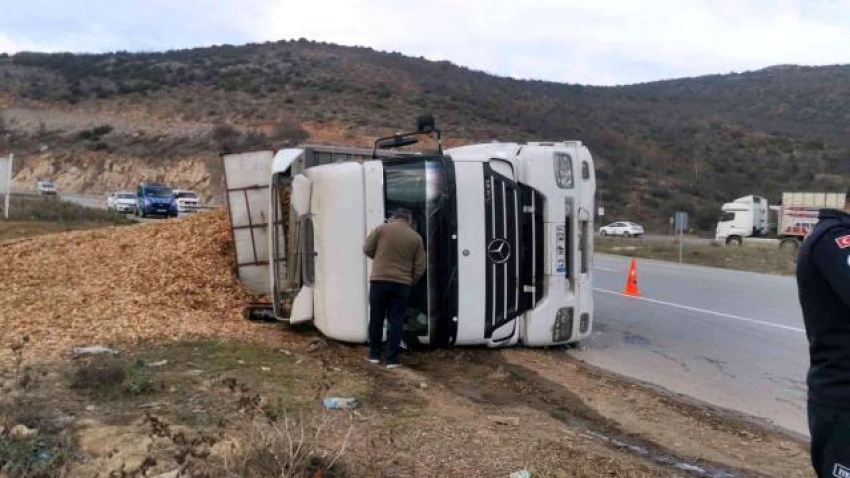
1 0 849 85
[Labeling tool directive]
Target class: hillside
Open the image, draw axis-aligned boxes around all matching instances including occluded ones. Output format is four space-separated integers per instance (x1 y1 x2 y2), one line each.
1 39 848 230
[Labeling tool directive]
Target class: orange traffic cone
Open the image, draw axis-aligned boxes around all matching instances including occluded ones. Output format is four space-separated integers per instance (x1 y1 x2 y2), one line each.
623 258 641 296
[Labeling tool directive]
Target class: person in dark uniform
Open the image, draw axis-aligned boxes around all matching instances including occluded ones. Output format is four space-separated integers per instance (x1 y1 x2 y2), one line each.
797 207 850 477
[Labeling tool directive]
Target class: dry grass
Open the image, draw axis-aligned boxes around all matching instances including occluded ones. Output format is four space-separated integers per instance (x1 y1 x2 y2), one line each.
0 220 121 243
221 411 351 478
3 194 132 223
0 194 133 243
596 237 798 275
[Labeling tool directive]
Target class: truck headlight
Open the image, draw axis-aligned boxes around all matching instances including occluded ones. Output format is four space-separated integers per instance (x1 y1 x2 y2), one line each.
552 307 574 342
553 152 574 189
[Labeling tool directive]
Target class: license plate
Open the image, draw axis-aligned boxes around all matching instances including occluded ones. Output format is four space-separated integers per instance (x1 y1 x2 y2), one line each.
555 224 567 275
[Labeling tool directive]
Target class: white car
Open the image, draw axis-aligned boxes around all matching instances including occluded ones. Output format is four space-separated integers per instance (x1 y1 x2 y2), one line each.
107 191 137 213
599 221 644 237
36 180 57 195
173 190 200 213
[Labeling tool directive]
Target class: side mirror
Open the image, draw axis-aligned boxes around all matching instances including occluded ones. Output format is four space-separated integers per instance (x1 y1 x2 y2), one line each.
376 134 419 150
372 114 442 157
416 114 435 133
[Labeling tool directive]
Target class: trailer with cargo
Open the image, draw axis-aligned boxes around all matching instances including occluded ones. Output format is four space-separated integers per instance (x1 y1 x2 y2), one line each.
715 192 848 248
221 117 596 348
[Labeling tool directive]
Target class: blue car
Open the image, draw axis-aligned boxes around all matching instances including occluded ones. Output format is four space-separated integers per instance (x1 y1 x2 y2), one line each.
135 183 178 218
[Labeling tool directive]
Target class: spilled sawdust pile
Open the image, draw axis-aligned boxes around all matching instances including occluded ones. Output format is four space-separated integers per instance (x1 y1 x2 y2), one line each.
0 211 271 363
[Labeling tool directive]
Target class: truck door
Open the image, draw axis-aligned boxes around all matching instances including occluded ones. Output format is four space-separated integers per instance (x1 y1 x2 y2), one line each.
221 150 276 296
383 157 458 347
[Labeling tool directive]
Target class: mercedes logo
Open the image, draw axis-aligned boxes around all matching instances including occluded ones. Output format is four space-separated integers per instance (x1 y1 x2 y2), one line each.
487 238 512 264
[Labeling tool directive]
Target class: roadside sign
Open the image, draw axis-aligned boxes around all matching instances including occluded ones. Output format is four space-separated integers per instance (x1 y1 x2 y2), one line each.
674 211 689 233
597 206 605 217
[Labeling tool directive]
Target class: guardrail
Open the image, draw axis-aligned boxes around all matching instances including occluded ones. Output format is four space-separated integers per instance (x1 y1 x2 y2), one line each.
11 189 222 211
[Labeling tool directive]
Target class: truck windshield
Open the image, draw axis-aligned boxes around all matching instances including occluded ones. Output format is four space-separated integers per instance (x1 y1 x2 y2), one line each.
384 157 456 346
145 186 173 198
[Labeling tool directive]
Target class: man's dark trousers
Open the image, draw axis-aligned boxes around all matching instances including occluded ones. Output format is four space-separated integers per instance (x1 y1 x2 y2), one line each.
368 281 410 365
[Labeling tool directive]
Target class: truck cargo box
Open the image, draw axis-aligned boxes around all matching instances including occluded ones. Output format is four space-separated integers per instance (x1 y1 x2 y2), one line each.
779 192 846 238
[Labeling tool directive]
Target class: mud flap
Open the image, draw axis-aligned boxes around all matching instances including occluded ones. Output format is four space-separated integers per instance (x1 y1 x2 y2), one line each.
289 286 314 325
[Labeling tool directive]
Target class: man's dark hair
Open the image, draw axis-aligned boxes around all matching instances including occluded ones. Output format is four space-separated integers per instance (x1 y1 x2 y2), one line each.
390 208 413 222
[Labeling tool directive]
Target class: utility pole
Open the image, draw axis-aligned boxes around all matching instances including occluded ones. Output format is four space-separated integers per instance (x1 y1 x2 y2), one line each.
3 154 12 220
679 224 684 264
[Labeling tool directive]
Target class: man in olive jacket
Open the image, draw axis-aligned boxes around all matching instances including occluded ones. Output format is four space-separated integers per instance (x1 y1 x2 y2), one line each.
363 209 426 368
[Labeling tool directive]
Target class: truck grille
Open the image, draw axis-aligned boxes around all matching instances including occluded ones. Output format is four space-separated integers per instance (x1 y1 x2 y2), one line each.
483 164 522 339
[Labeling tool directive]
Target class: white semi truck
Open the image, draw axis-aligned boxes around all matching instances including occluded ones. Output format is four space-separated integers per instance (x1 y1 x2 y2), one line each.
222 118 596 347
715 192 848 247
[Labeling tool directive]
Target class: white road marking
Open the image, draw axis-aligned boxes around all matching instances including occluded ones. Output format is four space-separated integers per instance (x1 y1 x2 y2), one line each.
594 287 806 334
593 266 619 272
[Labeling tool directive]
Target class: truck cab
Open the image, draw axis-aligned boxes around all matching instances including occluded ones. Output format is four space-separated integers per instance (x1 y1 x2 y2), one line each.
715 195 769 245
223 119 596 348
135 182 177 218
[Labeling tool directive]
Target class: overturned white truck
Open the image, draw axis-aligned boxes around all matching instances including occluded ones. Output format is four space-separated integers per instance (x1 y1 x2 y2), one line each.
222 118 596 347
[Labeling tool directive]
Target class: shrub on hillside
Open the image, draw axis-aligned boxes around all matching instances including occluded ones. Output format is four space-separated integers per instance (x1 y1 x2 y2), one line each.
211 122 240 152
272 119 308 143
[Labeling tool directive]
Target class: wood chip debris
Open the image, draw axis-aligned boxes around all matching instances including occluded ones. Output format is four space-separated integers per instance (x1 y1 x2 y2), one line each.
0 211 268 365
488 416 520 426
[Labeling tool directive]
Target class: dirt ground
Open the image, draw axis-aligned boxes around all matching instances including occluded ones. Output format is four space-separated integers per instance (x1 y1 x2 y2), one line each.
0 332 812 477
0 212 813 477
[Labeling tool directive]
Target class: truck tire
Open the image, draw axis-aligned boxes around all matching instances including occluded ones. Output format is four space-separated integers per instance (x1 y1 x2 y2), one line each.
780 238 801 250
726 236 743 246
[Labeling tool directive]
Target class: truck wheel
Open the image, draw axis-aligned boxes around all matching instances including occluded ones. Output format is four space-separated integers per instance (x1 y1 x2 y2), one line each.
726 236 742 246
780 238 800 250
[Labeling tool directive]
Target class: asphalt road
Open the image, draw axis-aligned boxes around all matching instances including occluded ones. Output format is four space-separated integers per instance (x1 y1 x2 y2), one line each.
576 254 809 436
53 191 207 221
60 192 106 209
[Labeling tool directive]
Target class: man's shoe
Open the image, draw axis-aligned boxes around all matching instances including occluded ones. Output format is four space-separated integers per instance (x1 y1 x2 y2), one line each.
367 356 381 364
386 363 402 369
